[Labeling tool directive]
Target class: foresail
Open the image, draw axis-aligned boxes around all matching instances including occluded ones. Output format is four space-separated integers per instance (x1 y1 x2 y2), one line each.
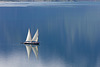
32 29 38 42
26 29 32 41
32 46 38 59
25 45 32 59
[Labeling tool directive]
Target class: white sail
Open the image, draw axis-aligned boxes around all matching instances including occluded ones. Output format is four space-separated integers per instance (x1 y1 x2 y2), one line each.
26 29 32 41
25 45 32 59
32 29 38 42
32 46 38 59
25 29 39 59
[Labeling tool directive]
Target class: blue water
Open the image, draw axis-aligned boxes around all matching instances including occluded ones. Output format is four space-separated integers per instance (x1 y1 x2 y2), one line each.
0 2 100 67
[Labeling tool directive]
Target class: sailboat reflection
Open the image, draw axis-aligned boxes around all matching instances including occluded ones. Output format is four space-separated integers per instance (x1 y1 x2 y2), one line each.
21 29 39 59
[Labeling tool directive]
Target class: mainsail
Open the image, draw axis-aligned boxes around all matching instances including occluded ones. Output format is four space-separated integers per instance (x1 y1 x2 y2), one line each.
32 29 38 42
26 29 32 41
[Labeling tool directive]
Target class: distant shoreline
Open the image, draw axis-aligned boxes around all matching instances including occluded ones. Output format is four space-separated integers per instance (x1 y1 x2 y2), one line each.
0 0 97 2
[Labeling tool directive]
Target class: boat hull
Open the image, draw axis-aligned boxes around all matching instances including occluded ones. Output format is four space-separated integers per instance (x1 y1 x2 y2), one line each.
21 42 39 45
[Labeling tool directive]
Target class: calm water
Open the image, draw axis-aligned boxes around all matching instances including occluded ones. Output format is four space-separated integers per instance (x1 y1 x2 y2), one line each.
0 2 100 67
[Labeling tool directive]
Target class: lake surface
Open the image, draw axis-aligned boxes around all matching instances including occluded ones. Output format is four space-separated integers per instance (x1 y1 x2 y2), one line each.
0 2 100 67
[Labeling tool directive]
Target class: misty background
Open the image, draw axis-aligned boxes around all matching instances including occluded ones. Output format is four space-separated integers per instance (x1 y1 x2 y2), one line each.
0 2 100 67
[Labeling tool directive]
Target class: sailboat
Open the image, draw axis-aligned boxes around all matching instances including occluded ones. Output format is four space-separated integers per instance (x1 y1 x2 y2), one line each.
21 29 39 59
